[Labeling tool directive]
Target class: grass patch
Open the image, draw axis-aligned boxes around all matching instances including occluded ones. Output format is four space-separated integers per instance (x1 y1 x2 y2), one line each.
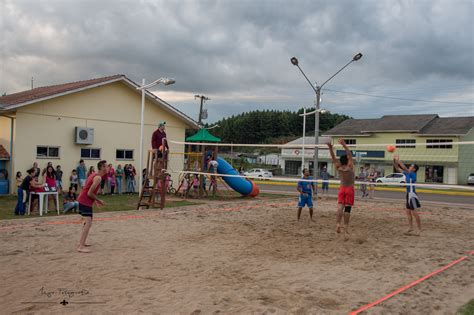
457 299 474 315
0 193 198 221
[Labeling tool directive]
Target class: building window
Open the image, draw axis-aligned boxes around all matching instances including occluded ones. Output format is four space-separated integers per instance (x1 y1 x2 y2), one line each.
81 148 101 159
344 139 357 145
116 149 134 160
396 139 416 148
36 146 60 158
426 139 453 149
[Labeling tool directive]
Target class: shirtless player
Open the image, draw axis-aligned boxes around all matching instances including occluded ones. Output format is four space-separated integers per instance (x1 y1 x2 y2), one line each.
328 139 355 239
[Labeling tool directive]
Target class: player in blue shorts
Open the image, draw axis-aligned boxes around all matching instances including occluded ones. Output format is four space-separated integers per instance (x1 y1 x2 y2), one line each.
297 168 316 221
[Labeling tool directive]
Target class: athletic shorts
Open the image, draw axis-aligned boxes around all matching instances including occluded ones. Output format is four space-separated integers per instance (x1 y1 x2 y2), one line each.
298 194 313 208
406 192 421 210
79 179 86 187
322 182 329 190
338 186 354 206
79 203 93 218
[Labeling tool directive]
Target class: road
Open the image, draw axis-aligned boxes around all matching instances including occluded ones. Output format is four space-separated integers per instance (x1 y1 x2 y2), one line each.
256 183 474 207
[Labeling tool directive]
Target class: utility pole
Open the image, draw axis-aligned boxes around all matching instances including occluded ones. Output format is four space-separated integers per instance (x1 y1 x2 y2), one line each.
194 95 210 125
31 77 34 89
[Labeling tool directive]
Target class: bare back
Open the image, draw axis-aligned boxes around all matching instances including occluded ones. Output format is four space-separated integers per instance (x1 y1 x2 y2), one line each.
338 165 355 187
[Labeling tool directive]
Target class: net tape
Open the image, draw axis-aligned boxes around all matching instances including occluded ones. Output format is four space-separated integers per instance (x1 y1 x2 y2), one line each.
176 170 474 191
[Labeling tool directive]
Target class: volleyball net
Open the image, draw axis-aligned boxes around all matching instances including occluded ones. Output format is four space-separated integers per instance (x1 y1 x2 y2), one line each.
166 140 474 192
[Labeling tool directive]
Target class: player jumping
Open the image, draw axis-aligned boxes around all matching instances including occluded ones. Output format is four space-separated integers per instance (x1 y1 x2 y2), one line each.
328 139 355 239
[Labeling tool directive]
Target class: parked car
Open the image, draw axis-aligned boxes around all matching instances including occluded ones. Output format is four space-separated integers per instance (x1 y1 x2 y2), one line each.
376 173 406 183
244 168 273 178
468 173 474 185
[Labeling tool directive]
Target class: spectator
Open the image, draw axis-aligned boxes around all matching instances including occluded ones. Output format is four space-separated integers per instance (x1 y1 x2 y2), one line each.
29 175 45 214
70 169 79 191
55 165 63 193
107 164 115 194
358 167 368 198
44 165 58 209
124 164 131 193
109 173 116 195
115 164 124 194
15 171 23 195
192 174 199 197
87 166 95 178
42 162 53 177
63 186 79 214
129 165 137 193
367 168 377 199
76 159 87 188
132 165 137 192
32 162 41 178
320 166 330 197
14 171 25 215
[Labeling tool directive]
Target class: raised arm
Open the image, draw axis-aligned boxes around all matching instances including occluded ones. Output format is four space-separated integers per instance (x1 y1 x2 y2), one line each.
392 154 406 172
327 143 340 168
338 139 354 168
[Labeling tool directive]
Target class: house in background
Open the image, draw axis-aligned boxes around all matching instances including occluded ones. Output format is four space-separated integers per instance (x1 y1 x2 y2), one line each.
0 75 198 194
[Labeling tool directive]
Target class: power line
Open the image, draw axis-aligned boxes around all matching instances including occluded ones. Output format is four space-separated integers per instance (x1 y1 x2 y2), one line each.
323 88 474 105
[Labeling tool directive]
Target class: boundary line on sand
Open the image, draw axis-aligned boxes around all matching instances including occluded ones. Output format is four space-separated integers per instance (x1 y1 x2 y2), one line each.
349 251 473 314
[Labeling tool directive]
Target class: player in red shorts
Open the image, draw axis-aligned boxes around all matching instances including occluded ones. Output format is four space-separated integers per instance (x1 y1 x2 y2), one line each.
328 139 355 239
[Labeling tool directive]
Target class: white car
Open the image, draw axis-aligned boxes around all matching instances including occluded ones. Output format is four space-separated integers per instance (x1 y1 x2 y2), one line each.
376 173 406 183
244 168 273 179
468 173 474 185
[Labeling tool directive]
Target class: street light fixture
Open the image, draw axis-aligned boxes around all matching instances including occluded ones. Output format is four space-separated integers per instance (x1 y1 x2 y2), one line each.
136 77 175 194
291 53 362 177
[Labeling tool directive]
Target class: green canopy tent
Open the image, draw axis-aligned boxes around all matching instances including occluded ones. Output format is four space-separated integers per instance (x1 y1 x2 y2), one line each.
186 128 221 143
185 128 221 198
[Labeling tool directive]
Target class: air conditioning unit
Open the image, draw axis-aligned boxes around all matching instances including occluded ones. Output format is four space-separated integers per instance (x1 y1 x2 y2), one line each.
75 127 94 145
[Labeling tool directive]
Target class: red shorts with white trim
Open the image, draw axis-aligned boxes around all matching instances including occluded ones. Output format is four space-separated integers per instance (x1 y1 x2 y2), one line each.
338 186 354 206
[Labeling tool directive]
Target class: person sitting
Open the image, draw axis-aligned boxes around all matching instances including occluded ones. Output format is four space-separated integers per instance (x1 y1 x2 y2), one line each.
29 176 45 214
63 186 79 214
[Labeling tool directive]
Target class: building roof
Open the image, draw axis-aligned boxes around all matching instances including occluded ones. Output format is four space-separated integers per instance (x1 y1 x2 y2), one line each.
323 114 474 136
186 128 221 143
0 145 10 160
419 117 474 135
0 75 199 129
0 75 123 107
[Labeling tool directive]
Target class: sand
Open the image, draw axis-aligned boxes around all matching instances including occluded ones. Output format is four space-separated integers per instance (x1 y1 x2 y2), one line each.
0 196 473 314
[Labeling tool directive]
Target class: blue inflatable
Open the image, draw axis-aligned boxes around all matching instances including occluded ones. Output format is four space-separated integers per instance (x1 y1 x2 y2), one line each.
216 157 259 197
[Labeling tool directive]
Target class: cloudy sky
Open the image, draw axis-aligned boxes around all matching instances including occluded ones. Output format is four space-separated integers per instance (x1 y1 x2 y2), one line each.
1 0 473 122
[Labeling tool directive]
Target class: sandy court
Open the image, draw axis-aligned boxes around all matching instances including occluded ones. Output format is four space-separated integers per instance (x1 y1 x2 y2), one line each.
0 196 473 314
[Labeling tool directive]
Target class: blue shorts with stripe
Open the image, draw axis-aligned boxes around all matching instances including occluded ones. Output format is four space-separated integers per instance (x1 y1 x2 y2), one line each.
298 194 313 208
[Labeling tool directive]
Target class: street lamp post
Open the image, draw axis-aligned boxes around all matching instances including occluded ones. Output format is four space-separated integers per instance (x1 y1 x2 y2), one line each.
136 77 175 195
291 53 362 177
299 108 326 172
194 95 210 125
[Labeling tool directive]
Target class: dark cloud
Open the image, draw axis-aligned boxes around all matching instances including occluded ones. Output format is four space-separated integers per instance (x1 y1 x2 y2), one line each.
1 0 473 121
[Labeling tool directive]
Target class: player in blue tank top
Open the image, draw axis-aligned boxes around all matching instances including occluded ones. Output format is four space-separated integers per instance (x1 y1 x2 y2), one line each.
297 168 316 221
393 155 421 236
